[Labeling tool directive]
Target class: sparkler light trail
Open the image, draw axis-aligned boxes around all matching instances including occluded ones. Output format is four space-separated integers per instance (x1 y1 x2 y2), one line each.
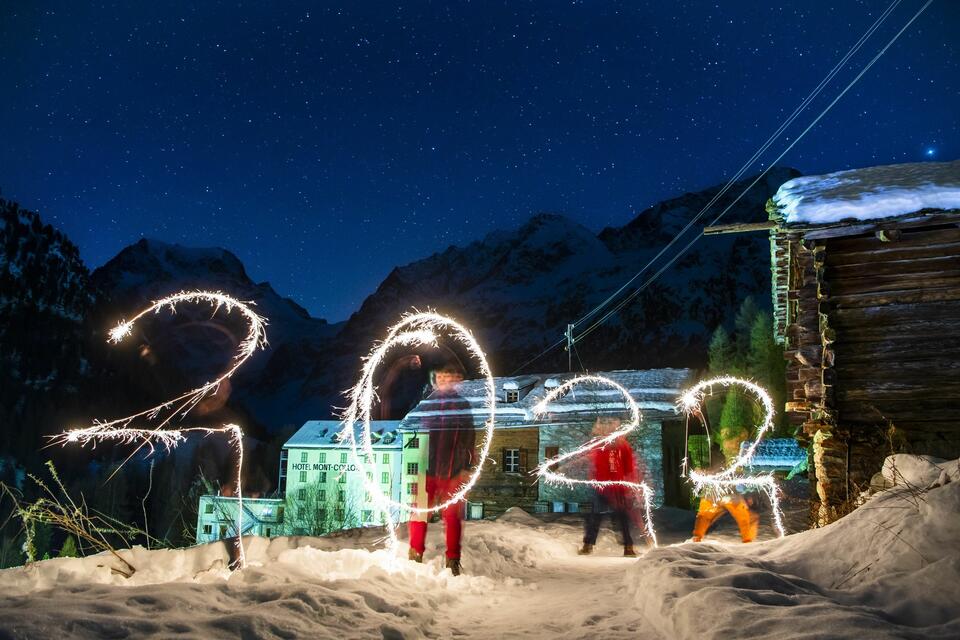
51 290 268 568
339 311 496 552
678 375 786 538
533 375 658 547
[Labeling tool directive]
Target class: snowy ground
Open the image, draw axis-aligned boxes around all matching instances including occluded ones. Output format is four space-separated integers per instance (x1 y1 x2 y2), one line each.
1 456 958 640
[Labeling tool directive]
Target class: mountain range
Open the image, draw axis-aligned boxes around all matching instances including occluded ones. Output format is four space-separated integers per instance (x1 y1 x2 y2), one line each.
2 167 798 445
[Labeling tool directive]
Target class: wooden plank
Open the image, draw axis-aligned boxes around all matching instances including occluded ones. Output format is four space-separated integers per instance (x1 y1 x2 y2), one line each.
702 220 777 235
829 272 960 297
838 383 960 401
824 232 960 265
830 299 960 328
834 336 960 363
827 254 960 279
829 286 960 310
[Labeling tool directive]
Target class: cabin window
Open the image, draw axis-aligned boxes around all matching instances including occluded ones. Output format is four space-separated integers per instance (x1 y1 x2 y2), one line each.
505 389 519 403
407 462 419 475
204 503 214 514
407 482 419 495
202 524 212 535
407 437 420 449
504 448 520 473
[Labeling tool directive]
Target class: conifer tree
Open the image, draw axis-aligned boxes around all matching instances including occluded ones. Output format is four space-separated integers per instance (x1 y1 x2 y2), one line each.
58 535 78 558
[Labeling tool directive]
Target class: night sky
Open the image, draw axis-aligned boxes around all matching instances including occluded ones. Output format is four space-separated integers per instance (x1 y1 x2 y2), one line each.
1 1 957 321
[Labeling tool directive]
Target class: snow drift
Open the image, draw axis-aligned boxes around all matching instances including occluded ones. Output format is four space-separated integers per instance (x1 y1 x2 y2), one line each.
0 456 957 639
626 455 960 640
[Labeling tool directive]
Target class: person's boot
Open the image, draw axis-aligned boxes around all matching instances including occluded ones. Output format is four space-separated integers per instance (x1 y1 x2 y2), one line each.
445 557 462 576
577 543 594 555
408 548 423 563
623 544 637 557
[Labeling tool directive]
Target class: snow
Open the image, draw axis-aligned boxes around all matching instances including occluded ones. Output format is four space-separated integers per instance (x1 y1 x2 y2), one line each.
1 456 958 639
775 160 960 225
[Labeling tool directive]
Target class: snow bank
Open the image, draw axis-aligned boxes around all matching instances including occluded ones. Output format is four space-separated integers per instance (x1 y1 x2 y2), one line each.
625 455 960 639
774 160 960 225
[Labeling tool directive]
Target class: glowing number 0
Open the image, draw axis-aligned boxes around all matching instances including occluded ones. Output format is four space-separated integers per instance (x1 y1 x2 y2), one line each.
678 375 786 537
340 312 496 551
51 290 268 568
533 375 659 547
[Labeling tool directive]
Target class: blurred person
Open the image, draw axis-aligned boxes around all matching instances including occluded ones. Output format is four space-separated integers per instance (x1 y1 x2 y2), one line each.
578 416 642 557
689 447 759 543
407 361 476 576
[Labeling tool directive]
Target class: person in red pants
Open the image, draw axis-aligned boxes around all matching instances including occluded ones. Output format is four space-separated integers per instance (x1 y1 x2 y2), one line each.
408 362 476 576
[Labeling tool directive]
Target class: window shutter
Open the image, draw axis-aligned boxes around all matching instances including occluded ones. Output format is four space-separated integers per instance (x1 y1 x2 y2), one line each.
519 448 528 473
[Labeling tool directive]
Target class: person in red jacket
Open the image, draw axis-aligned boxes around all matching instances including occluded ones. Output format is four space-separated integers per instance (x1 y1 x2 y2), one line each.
407 362 476 576
578 416 641 557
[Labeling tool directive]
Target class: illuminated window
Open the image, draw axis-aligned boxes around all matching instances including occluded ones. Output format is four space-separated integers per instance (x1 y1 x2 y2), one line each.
382 453 390 464
300 451 308 463
381 472 390 484
407 462 418 475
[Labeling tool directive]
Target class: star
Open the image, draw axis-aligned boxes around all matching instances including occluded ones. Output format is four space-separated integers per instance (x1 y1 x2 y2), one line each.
925 147 937 158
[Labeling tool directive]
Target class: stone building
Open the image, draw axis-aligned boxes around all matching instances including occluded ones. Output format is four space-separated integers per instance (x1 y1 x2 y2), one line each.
398 368 694 518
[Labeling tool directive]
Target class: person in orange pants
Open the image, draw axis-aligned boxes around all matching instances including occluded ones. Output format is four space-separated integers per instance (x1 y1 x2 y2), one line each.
692 493 759 543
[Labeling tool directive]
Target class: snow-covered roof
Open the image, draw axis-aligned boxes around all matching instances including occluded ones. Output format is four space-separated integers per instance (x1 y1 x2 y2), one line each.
740 438 806 471
399 368 694 431
284 420 402 449
773 160 960 226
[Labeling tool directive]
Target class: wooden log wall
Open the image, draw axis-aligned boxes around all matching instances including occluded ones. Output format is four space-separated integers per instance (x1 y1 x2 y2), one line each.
780 220 960 524
824 224 960 476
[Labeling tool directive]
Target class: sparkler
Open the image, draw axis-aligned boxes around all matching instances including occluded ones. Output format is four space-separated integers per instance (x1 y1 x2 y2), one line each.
533 375 659 547
678 375 786 538
51 290 268 568
339 311 496 551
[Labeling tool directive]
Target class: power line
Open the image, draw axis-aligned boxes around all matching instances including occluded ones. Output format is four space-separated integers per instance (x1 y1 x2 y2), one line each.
569 0 903 333
573 0 934 346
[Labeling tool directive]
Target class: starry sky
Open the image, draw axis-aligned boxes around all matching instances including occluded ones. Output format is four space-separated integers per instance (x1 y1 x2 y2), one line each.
1 1 957 321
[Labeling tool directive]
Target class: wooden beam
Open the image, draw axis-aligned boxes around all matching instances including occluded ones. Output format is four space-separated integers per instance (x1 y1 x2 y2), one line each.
702 220 778 235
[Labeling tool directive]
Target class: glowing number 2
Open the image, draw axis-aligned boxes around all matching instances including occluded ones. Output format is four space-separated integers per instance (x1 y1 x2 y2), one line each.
52 290 268 568
533 375 659 547
678 375 786 537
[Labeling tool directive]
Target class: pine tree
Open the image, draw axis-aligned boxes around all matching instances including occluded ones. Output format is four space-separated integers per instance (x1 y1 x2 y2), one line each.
733 296 760 361
707 326 735 374
719 389 754 461
58 535 79 558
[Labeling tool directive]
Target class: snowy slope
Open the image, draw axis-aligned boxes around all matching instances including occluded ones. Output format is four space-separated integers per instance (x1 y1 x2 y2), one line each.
305 168 798 419
774 159 960 225
2 455 955 640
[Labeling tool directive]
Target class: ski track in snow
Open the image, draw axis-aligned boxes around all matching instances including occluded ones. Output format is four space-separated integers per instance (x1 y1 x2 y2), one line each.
0 456 958 639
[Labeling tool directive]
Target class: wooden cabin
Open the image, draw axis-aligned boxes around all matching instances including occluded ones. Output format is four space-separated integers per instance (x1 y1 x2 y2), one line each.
766 160 960 524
